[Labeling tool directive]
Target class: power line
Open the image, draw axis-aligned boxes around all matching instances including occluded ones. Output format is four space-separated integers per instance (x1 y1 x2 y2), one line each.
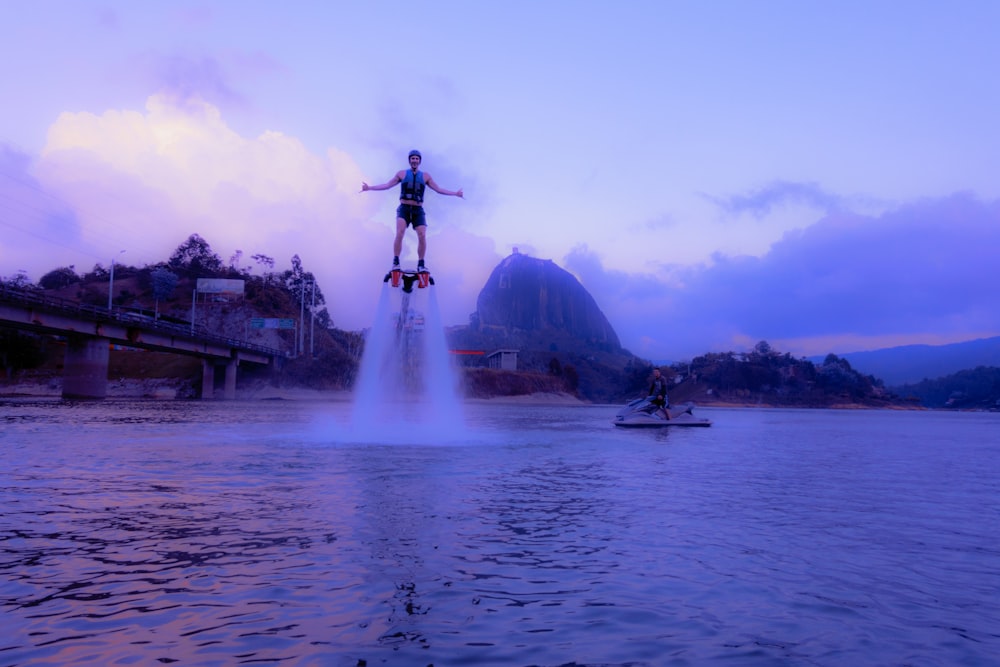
0 167 176 270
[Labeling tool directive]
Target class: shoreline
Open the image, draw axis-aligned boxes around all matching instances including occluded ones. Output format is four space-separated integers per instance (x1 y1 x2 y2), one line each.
0 377 923 410
0 382 926 410
0 380 586 405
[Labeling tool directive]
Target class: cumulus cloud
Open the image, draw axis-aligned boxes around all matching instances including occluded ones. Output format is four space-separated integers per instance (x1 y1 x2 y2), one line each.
4 94 498 330
566 194 1000 360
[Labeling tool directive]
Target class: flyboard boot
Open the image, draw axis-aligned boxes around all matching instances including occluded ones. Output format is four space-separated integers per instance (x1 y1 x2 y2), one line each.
387 259 402 287
384 265 435 293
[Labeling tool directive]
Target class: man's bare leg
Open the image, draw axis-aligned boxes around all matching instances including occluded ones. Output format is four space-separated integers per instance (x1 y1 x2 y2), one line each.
393 218 406 259
416 225 427 263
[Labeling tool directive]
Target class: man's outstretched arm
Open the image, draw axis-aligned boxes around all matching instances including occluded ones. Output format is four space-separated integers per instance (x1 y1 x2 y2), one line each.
361 171 404 192
424 174 464 198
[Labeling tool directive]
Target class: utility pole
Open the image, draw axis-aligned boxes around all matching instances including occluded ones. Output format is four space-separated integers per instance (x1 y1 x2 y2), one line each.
310 281 316 358
107 249 125 310
299 279 306 356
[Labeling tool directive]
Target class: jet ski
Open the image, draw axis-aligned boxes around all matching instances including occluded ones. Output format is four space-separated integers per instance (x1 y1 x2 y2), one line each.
612 397 712 428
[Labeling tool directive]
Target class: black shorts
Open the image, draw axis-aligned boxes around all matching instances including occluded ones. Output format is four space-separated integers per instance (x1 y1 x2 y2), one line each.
397 204 427 228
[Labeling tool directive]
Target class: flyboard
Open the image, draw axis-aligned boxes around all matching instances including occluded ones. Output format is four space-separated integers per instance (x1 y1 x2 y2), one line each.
383 267 434 331
383 267 434 293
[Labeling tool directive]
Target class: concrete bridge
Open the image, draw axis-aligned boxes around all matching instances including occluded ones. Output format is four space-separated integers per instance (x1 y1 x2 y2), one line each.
0 284 288 399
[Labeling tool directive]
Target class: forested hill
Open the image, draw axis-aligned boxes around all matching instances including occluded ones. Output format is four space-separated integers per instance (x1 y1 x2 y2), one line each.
1 234 360 390
1 238 967 408
657 343 901 408
892 366 1000 409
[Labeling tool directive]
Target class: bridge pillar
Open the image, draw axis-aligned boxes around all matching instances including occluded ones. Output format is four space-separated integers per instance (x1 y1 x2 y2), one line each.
224 360 238 399
63 337 109 399
201 360 215 399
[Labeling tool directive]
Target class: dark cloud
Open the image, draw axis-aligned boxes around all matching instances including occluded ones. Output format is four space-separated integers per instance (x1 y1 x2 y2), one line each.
632 212 677 232
567 193 1000 360
95 7 119 30
144 45 284 111
173 6 216 27
700 193 999 336
151 54 247 109
705 180 848 217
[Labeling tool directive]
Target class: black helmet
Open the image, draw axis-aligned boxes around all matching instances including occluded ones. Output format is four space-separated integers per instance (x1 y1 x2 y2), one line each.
408 149 422 159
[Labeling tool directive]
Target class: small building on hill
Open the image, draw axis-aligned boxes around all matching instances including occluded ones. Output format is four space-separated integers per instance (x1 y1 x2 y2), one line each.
487 349 519 371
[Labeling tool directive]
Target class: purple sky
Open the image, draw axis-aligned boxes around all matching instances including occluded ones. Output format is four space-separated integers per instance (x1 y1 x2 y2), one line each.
2 1 999 360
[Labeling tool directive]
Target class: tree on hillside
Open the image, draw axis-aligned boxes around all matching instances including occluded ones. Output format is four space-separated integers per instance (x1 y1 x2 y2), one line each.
283 255 307 298
169 234 223 278
896 366 1000 408
252 253 276 285
151 267 179 319
82 264 109 281
252 253 275 270
229 249 244 273
39 266 80 290
816 354 879 399
823 353 852 371
283 255 321 307
753 340 773 358
280 255 335 331
1 271 35 289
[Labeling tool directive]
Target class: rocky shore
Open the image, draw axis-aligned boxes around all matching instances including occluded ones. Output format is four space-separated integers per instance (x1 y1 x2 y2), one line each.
0 376 584 404
1 376 196 400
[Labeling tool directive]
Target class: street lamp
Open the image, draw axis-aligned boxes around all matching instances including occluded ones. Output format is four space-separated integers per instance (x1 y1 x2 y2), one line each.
299 280 313 356
108 249 126 310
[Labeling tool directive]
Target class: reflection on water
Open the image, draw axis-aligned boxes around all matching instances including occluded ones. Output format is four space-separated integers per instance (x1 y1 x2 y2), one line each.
1 398 998 666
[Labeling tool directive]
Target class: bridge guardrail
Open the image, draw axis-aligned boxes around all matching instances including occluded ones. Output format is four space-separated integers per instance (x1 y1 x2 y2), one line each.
0 284 288 358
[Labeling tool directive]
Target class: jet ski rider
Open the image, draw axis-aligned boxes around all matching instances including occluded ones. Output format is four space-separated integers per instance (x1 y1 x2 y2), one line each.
360 149 464 274
649 368 671 420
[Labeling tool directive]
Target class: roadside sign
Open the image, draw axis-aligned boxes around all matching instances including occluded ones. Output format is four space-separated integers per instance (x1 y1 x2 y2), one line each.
250 318 296 329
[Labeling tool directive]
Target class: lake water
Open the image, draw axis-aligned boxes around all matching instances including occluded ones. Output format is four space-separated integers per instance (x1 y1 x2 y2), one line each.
1 398 998 666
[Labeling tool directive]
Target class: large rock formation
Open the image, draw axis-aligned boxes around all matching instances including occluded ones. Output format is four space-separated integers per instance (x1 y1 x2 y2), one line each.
472 251 621 350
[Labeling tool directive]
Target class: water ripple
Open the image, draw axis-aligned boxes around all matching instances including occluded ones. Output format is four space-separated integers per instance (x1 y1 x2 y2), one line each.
1 400 998 665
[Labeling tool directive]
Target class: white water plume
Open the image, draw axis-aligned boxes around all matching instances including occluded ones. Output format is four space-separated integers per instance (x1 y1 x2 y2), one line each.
349 280 465 438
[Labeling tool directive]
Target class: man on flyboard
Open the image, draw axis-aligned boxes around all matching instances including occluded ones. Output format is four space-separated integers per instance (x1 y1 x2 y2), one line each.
361 149 464 275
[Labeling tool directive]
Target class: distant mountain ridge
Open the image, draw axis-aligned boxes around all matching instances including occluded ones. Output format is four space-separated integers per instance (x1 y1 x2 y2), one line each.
809 336 1000 386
